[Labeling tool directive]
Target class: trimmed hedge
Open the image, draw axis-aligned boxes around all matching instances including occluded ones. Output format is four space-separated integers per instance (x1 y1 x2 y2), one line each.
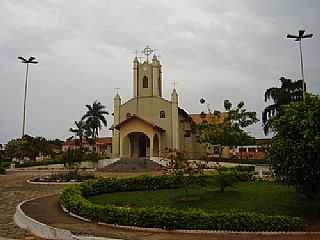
60 175 304 232
234 165 255 172
15 159 65 168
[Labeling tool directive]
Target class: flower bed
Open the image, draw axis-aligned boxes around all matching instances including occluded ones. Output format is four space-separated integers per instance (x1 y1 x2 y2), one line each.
60 175 304 232
31 171 95 183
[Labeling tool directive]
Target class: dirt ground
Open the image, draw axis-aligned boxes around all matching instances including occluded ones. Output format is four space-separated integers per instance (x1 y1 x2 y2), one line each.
2 170 320 240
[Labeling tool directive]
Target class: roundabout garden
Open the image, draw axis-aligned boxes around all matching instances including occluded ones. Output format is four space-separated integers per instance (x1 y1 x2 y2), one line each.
59 171 318 232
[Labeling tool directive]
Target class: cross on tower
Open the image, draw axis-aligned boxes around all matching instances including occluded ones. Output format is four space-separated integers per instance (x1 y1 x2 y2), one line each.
142 45 154 62
115 88 120 94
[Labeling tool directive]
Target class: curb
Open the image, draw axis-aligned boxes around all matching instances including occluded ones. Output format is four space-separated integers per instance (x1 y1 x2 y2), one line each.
14 197 120 240
26 179 82 185
61 204 320 235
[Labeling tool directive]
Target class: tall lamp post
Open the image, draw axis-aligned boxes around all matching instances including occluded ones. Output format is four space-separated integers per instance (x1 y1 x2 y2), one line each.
18 56 38 138
286 30 313 101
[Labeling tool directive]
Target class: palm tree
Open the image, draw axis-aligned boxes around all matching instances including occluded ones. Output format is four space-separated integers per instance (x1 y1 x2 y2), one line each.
69 120 88 149
262 77 304 134
81 100 109 144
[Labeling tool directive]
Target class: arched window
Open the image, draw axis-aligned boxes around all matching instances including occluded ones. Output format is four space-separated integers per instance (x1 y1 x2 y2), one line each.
160 110 165 118
143 76 148 88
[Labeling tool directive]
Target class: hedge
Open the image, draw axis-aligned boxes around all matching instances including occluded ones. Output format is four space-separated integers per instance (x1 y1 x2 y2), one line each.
60 175 304 232
15 159 65 168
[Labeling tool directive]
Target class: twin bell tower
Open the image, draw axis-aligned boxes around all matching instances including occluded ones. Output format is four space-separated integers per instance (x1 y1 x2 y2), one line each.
133 46 162 98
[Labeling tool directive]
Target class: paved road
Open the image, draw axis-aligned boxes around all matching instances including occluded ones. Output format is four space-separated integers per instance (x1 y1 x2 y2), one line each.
0 172 64 239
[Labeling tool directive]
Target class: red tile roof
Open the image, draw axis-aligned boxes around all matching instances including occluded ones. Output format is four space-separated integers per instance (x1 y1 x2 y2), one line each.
190 112 227 125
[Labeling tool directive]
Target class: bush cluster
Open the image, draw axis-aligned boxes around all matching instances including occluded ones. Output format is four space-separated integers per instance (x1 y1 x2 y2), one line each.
48 171 95 182
234 165 255 172
217 167 254 181
0 166 5 175
60 175 304 232
15 159 65 168
215 158 269 165
14 152 104 169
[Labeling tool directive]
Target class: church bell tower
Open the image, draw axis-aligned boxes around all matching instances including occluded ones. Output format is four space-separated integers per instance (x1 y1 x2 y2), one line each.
133 46 162 98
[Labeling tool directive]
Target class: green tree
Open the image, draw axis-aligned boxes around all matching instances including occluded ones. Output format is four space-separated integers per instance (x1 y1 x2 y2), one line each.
81 101 109 145
262 77 304 134
5 135 50 160
268 93 320 199
69 120 90 149
199 99 258 161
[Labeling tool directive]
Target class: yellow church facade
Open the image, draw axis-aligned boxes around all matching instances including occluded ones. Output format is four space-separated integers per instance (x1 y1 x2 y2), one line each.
112 47 206 160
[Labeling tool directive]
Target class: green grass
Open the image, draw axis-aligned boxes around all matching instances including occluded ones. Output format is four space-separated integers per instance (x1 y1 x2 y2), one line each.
88 181 320 219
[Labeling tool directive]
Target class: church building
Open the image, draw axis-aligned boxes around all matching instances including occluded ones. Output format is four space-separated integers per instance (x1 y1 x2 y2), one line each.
112 46 205 159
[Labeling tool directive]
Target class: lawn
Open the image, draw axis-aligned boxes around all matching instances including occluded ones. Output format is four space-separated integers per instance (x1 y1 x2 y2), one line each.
88 181 320 219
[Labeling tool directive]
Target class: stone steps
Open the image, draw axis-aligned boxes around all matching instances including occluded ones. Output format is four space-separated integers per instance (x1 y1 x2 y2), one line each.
100 158 163 172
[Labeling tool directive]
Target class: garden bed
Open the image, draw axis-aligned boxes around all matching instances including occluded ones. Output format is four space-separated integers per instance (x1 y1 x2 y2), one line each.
60 175 305 232
30 170 95 183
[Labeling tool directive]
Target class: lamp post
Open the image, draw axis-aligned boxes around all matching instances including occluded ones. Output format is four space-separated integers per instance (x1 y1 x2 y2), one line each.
18 56 38 138
287 30 313 101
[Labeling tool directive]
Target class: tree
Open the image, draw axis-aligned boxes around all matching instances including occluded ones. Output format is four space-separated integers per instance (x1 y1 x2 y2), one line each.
262 77 304 134
81 101 109 145
69 120 89 149
268 93 320 199
165 149 206 197
199 99 258 161
5 135 51 160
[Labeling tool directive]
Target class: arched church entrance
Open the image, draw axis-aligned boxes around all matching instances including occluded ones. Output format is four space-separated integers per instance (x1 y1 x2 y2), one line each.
127 132 150 159
153 134 160 157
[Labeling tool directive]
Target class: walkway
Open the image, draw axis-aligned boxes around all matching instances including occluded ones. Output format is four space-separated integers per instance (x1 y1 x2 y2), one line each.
0 172 64 239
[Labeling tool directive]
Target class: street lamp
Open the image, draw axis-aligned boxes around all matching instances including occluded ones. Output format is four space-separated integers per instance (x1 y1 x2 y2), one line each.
18 56 38 138
287 30 313 101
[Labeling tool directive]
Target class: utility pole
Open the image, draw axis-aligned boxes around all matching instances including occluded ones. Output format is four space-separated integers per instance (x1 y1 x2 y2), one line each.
18 56 38 137
287 30 313 101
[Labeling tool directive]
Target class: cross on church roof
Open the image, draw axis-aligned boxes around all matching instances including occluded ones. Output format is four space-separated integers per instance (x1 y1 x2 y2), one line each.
142 45 156 62
115 88 120 94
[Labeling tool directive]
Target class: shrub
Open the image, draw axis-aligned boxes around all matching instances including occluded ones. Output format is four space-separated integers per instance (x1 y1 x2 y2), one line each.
60 175 304 232
216 169 238 192
0 166 5 175
48 171 95 182
15 159 64 168
234 165 255 172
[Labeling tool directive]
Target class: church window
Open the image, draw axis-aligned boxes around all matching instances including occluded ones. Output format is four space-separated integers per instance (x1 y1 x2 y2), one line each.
126 113 131 119
143 76 148 88
160 110 165 118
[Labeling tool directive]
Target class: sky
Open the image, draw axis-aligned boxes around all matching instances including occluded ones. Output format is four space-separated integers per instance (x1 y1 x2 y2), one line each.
0 0 319 144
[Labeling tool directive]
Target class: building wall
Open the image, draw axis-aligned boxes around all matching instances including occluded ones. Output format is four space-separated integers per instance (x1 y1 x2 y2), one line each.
118 118 159 158
119 96 174 153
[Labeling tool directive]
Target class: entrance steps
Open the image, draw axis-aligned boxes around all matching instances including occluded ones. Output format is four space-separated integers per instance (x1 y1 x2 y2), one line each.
100 158 163 172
